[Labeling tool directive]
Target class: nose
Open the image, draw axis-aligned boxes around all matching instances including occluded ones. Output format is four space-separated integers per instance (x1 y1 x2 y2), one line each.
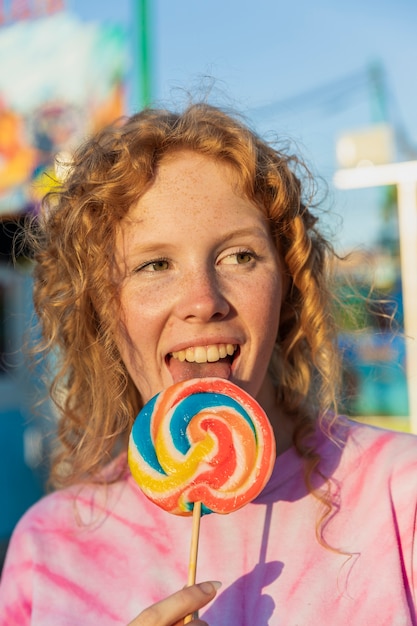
175 267 230 322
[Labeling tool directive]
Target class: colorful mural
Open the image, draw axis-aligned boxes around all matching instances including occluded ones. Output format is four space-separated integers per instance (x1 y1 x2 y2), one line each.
0 4 127 214
0 0 130 563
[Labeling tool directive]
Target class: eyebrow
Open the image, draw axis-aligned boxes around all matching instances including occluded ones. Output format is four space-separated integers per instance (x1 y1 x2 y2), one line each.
217 226 271 243
122 225 271 252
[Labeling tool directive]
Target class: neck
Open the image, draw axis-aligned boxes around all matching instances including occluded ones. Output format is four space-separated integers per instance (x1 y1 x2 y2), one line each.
256 375 294 456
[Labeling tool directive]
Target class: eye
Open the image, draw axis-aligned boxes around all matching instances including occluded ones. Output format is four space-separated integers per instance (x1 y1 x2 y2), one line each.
136 259 170 272
235 252 253 264
220 250 255 265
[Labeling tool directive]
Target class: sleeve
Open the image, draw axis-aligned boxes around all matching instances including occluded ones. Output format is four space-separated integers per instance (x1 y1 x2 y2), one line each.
411 504 417 609
390 438 417 616
0 516 35 625
406 479 417 611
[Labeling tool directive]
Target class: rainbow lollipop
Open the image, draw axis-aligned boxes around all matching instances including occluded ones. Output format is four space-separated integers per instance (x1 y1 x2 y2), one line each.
128 377 276 516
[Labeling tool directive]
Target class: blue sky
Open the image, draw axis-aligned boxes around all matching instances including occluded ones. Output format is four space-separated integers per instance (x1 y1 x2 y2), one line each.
61 0 417 249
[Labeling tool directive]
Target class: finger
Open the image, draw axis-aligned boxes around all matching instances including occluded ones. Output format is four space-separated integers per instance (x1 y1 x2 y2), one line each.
128 581 221 626
172 616 209 626
173 617 209 626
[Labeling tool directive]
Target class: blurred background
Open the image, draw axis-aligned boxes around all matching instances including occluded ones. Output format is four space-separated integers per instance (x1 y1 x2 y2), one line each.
1 0 417 568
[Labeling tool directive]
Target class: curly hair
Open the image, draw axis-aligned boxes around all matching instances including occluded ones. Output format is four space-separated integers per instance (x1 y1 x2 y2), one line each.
28 102 341 494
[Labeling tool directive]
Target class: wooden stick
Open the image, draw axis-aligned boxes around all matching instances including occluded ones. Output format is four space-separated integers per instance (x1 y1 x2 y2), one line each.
184 501 202 624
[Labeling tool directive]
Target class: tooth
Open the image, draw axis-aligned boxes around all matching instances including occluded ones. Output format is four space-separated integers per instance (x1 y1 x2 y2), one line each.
194 346 208 363
207 345 220 362
171 344 237 363
218 344 227 358
185 347 195 362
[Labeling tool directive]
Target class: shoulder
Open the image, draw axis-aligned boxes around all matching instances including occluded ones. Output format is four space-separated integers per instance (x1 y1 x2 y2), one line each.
345 419 417 464
13 452 131 534
0 473 134 592
0 460 142 624
16 480 132 540
315 416 417 486
330 418 417 491
0 488 81 623
5 472 136 574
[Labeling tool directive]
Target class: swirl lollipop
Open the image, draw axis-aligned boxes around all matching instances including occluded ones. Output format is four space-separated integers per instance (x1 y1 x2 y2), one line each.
128 377 276 515
128 377 276 618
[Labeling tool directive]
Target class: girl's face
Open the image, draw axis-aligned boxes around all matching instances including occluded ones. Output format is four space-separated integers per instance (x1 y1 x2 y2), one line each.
115 150 284 408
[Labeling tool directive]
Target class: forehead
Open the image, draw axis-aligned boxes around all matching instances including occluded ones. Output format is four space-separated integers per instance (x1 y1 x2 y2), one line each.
150 149 241 195
123 150 252 223
115 151 275 256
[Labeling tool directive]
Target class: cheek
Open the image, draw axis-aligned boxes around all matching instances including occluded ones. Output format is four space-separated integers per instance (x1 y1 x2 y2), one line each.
256 276 283 335
121 279 170 323
117 285 171 369
113 290 147 366
119 285 152 337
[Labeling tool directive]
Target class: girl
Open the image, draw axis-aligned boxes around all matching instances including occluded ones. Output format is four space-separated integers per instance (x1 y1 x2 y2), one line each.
1 103 416 625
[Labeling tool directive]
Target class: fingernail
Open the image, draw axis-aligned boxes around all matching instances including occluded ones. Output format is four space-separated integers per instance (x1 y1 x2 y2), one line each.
199 581 222 594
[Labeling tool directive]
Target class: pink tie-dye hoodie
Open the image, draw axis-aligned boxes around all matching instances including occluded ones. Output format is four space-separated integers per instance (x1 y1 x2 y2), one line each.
1 418 417 625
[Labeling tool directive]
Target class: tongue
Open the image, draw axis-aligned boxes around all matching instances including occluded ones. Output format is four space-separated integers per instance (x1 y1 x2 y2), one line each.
168 358 232 384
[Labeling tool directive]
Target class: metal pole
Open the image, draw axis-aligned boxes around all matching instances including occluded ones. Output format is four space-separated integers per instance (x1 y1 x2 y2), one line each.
135 0 152 108
368 61 388 124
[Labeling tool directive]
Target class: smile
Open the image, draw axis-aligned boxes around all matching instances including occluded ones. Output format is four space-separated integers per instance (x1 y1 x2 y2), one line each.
170 343 238 364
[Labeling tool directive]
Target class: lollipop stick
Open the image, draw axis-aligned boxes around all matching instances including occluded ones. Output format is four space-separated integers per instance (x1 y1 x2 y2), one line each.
184 501 202 624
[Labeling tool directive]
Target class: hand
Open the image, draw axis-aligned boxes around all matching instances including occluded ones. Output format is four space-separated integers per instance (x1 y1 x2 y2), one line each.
127 581 222 626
